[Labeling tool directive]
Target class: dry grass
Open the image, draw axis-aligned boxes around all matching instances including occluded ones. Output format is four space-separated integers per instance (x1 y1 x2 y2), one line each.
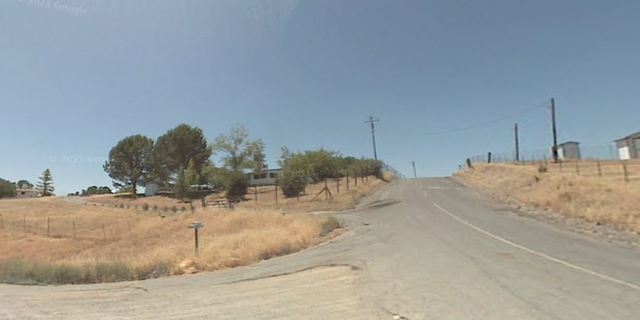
454 162 640 234
0 175 390 284
82 174 390 214
240 175 389 213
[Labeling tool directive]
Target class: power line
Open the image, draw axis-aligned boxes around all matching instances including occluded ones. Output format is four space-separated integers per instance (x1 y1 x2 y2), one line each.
393 101 550 137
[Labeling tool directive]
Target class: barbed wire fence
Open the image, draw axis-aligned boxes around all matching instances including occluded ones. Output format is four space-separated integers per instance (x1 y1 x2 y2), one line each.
463 144 640 184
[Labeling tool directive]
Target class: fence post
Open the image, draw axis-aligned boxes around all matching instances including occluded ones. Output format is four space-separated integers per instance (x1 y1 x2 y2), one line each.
487 152 492 163
576 162 580 175
597 160 602 177
623 161 629 183
336 177 340 194
346 173 349 191
102 223 106 241
275 184 278 205
324 179 328 199
254 185 258 202
0 213 3 229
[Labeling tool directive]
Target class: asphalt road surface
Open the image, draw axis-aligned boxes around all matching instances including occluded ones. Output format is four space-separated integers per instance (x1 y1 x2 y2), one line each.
2 178 640 319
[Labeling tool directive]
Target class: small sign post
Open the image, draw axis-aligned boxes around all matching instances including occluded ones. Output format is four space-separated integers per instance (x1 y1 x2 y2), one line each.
188 221 204 255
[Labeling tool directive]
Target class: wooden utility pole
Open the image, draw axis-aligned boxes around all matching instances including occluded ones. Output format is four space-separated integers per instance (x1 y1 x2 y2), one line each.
514 123 520 162
412 161 417 178
550 98 559 163
365 116 379 161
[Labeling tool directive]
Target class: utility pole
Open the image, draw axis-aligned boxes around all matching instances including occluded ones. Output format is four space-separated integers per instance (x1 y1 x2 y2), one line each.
514 123 520 162
365 116 379 161
550 98 559 163
412 161 417 178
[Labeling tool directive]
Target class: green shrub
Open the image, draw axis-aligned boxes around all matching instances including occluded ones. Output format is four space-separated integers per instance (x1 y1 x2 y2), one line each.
224 170 248 202
181 206 187 212
161 206 169 213
277 170 307 198
142 203 149 211
171 206 178 213
152 205 158 212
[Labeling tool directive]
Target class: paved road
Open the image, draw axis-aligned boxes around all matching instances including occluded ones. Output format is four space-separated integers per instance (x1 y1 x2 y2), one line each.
2 178 640 319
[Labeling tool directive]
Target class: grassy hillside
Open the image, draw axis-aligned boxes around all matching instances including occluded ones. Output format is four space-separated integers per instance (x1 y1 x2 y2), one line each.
0 174 392 285
454 162 640 234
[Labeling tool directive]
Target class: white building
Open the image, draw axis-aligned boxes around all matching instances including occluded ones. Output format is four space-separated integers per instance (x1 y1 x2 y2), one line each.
615 132 640 160
557 141 581 160
246 168 282 186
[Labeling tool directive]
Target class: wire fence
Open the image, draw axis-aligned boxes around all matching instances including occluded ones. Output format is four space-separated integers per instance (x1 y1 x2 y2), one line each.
463 145 640 184
381 162 406 179
466 145 621 165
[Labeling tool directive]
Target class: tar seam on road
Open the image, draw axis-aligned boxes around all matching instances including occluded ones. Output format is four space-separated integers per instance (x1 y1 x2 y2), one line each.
433 203 640 292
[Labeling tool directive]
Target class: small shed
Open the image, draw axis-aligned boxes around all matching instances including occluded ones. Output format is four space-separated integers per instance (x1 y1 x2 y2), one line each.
615 132 640 160
557 141 581 160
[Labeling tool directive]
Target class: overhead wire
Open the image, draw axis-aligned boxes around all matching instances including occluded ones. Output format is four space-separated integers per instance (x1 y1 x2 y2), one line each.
392 100 550 137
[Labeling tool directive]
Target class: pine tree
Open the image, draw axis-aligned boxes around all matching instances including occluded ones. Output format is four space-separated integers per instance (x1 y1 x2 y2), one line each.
36 169 54 196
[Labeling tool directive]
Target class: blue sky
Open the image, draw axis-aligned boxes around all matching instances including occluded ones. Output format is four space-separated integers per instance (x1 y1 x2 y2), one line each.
2 0 639 195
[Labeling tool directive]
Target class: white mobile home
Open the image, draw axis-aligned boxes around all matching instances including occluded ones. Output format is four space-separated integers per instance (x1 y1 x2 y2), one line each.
246 168 282 186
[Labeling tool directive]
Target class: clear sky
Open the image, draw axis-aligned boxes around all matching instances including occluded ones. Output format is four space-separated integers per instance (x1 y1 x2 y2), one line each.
2 0 639 195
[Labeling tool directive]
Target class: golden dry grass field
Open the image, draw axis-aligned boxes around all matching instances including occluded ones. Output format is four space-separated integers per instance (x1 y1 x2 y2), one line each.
454 161 640 234
0 174 392 284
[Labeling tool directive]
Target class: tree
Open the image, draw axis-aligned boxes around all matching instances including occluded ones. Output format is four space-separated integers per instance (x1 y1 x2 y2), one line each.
174 167 190 201
212 124 265 173
185 158 200 187
86 186 99 195
98 186 112 194
103 134 155 198
348 158 383 178
152 124 212 185
16 180 33 190
277 169 308 198
302 148 342 181
36 169 54 196
202 161 225 191
277 147 309 198
224 170 248 202
0 178 17 198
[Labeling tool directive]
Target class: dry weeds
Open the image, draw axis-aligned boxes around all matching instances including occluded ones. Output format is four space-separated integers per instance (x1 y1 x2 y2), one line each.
0 175 389 284
454 162 640 234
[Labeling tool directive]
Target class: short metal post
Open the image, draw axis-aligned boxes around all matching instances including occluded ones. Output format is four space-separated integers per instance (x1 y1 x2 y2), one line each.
189 222 203 256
